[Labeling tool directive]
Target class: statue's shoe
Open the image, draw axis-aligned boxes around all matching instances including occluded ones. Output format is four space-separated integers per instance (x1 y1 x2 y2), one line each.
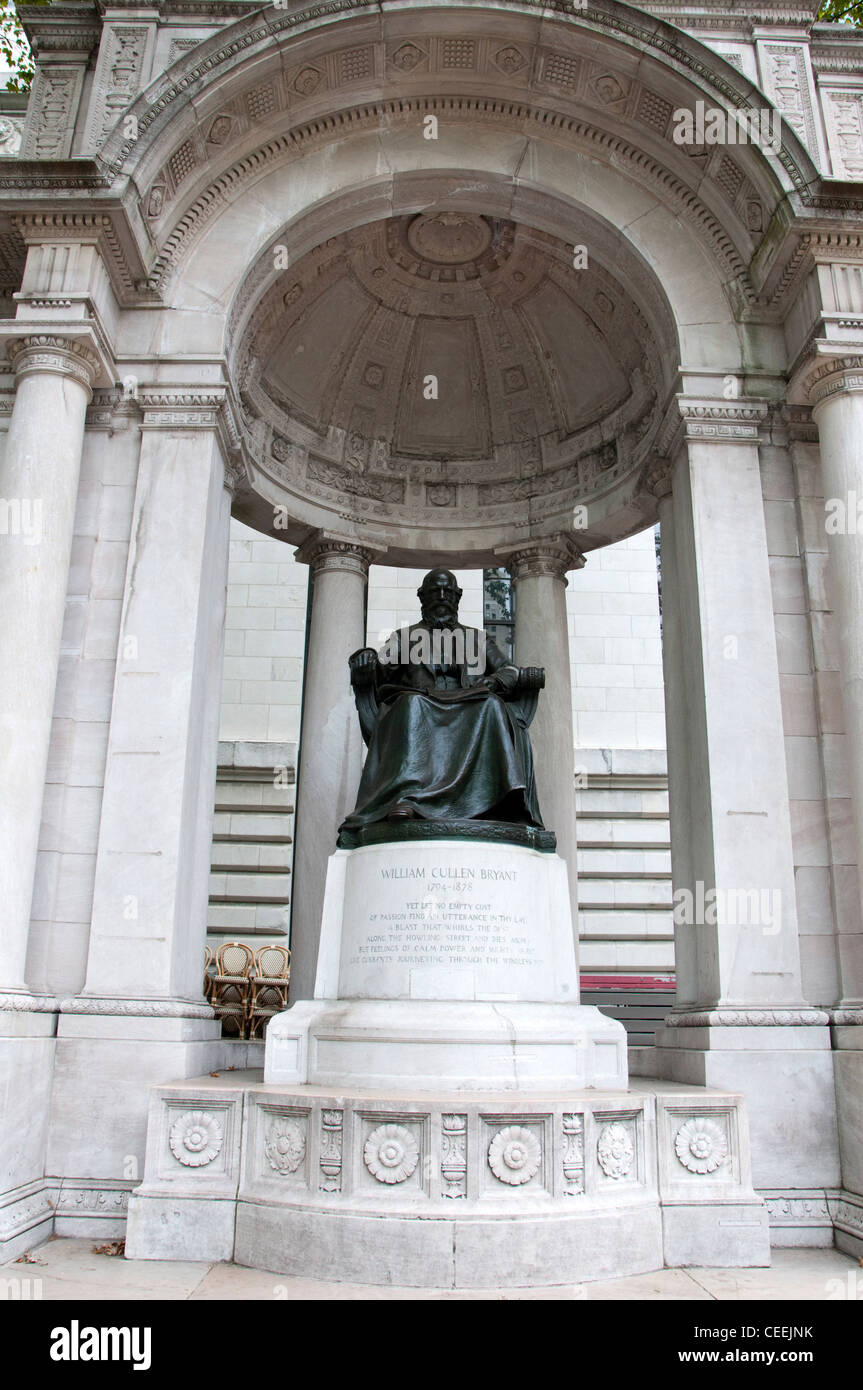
387 802 416 819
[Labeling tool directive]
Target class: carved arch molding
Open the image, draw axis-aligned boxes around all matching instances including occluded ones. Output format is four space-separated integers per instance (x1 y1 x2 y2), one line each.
48 0 837 558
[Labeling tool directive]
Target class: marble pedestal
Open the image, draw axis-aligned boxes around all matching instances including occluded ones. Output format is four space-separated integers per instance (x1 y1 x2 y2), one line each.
126 840 770 1282
266 841 628 1090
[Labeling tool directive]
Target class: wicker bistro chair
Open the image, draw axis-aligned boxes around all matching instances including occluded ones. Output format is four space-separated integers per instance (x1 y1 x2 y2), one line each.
212 941 256 1037
248 945 292 1039
203 946 215 1004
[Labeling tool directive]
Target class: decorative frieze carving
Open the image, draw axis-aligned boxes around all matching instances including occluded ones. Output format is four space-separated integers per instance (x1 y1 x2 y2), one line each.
664 1008 829 1026
319 1109 343 1192
801 354 863 409
364 1123 420 1185
674 1117 729 1175
441 1114 467 1198
23 65 84 160
264 1115 306 1176
823 90 863 181
759 42 818 156
597 1121 635 1180
87 25 150 147
562 1113 584 1195
59 995 213 1019
169 1110 224 1168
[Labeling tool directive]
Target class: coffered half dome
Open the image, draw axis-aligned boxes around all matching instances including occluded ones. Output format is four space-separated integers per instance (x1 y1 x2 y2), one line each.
234 209 676 561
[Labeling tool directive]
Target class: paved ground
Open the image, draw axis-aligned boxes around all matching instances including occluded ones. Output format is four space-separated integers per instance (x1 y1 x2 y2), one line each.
2 1239 860 1300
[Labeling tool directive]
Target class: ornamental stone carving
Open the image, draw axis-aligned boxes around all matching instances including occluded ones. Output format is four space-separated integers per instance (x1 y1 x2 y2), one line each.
264 1115 306 1176
169 1110 224 1168
487 1125 542 1186
674 1117 729 1175
406 212 493 264
363 1123 420 1184
597 1122 635 1180
441 1114 467 1198
319 1109 343 1193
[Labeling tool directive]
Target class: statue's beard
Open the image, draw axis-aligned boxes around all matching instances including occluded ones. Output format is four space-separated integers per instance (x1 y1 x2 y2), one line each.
421 603 458 629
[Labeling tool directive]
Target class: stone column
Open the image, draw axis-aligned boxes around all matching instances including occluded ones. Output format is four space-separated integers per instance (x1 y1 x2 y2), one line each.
804 355 863 1227
645 459 696 1010
290 536 372 1000
506 536 584 937
0 336 98 1006
654 398 835 1191
806 356 863 1021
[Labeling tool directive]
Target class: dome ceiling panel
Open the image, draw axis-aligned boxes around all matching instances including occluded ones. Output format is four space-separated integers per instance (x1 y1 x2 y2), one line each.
237 208 673 556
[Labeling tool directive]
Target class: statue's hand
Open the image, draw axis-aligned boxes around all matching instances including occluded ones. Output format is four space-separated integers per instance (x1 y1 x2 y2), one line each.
517 666 546 690
349 647 379 688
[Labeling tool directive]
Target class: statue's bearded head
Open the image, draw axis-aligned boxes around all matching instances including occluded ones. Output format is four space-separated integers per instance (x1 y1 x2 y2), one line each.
418 569 462 629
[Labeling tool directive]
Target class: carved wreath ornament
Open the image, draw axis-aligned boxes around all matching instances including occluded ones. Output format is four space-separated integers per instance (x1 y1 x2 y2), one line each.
674 1117 729 1175
363 1123 419 1184
169 1110 224 1167
265 1116 306 1176
487 1126 542 1185
596 1122 635 1179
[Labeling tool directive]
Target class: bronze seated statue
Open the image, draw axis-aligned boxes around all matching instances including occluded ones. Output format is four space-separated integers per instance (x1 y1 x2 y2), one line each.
337 569 555 850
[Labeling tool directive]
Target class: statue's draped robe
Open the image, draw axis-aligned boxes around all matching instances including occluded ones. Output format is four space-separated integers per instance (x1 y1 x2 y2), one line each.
339 624 545 832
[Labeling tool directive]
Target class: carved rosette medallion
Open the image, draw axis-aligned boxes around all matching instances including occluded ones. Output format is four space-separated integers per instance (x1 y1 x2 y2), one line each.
596 1122 635 1180
169 1110 224 1168
406 212 492 264
487 1125 542 1186
364 1123 420 1184
264 1115 306 1176
674 1117 729 1175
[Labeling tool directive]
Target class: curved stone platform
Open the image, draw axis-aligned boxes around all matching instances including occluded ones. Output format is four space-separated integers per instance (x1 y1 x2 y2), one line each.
124 1074 770 1287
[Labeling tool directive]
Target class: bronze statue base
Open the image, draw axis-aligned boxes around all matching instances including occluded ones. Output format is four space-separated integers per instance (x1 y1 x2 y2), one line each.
336 818 556 853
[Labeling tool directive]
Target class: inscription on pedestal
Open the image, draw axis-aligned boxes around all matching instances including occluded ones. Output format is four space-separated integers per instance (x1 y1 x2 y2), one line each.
336 843 576 1001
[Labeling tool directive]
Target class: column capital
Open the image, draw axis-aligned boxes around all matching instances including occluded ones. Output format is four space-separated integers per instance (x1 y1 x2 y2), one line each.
4 333 102 394
674 396 769 448
793 346 863 412
640 455 674 501
294 530 378 577
499 534 585 582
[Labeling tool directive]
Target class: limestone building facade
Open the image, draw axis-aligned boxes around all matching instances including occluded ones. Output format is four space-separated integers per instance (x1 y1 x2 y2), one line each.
0 0 861 1266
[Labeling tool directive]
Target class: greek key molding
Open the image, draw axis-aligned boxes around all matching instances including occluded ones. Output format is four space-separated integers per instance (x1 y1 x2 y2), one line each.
5 335 100 390
59 995 214 1019
664 1007 830 1027
294 532 377 576
678 397 769 443
803 354 863 410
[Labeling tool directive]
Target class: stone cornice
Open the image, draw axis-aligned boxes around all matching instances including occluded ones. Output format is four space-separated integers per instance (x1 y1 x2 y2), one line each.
59 994 214 1019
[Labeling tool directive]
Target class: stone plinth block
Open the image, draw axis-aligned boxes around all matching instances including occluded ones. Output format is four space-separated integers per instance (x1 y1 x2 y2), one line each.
265 840 627 1090
125 1074 768 1285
